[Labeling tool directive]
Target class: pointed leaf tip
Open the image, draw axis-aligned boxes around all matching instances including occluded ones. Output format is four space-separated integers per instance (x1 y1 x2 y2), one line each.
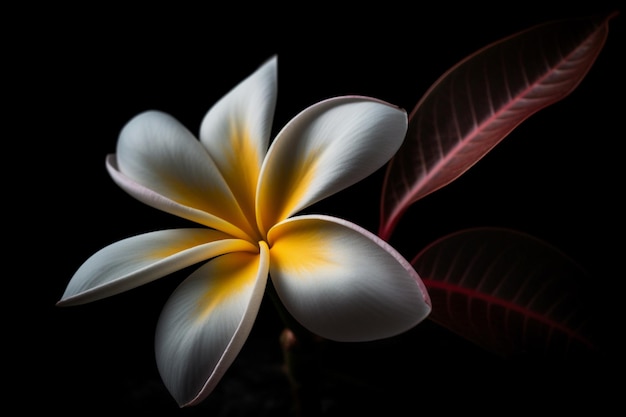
379 13 616 240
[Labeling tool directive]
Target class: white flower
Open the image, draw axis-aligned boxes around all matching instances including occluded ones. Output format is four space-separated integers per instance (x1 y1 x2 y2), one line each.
58 56 431 407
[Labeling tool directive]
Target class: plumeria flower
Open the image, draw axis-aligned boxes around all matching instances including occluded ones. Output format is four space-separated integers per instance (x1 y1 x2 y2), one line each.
58 56 431 407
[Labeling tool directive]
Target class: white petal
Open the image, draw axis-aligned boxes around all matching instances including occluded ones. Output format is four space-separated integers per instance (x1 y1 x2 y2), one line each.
114 110 257 239
58 229 257 306
155 243 269 407
200 56 277 230
257 96 407 234
267 215 431 342
106 155 250 240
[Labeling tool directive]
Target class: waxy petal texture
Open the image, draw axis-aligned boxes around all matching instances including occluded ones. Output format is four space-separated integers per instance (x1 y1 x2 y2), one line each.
256 97 408 235
106 156 251 240
200 56 277 234
115 110 258 239
58 229 257 306
267 215 431 342
155 243 270 407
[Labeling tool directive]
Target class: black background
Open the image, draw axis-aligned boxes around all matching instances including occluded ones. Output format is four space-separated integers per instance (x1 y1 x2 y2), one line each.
12 2 624 415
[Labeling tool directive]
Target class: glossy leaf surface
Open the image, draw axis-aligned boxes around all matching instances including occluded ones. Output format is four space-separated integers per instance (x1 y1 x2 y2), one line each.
411 227 600 357
379 12 616 240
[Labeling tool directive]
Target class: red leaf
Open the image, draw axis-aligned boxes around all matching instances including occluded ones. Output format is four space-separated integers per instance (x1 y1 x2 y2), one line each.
378 12 617 240
411 227 601 357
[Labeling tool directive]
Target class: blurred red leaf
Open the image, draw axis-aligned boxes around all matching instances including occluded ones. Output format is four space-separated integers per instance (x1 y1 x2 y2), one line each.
411 227 601 357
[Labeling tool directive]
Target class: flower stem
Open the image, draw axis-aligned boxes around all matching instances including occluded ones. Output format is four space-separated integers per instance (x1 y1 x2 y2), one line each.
266 280 324 416
280 328 323 417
